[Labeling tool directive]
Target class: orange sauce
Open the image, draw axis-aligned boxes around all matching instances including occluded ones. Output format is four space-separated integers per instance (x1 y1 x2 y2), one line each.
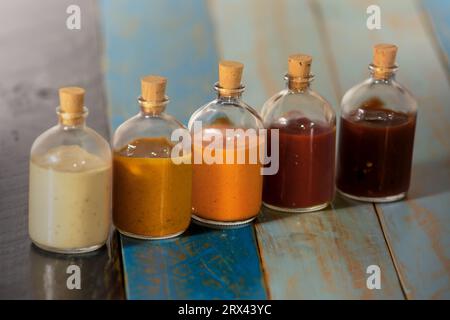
192 129 263 222
113 137 191 238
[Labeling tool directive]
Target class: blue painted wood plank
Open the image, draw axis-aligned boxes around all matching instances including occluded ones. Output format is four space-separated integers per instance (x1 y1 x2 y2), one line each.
100 0 218 129
210 0 403 299
424 0 450 72
121 224 266 300
257 200 404 299
99 0 268 299
319 0 450 299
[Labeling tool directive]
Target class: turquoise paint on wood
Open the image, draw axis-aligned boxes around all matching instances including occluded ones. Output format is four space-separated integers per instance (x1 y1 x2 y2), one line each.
319 0 450 299
99 0 267 299
121 224 267 300
100 0 219 129
257 199 404 299
208 0 339 111
210 0 403 299
424 0 450 72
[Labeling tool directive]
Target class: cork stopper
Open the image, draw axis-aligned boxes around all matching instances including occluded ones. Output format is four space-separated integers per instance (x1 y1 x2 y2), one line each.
288 54 312 78
218 60 244 90
57 87 86 126
59 87 85 114
287 54 312 90
373 44 398 68
141 75 167 102
372 44 398 79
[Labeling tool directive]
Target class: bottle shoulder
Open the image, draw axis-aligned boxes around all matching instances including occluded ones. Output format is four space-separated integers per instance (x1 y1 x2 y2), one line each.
113 112 188 150
30 125 111 170
262 88 335 128
188 98 263 131
341 78 417 115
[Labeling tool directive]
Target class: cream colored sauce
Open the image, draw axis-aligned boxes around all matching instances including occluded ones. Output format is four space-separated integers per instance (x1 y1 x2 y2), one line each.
29 145 111 251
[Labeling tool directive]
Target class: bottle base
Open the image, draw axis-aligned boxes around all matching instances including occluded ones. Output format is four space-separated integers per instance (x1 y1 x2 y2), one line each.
31 240 105 255
192 214 256 229
337 189 406 203
263 201 329 213
117 228 186 240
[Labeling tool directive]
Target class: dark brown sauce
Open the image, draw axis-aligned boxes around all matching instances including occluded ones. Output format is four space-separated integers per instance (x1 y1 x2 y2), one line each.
337 98 416 198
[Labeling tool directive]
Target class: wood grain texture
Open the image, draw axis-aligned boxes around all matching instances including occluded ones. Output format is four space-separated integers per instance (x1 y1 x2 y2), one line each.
122 225 267 300
423 0 450 75
99 0 219 128
318 0 450 299
0 0 124 299
209 0 404 299
100 0 268 299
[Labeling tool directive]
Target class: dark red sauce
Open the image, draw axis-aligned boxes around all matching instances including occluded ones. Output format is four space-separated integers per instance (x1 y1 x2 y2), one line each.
263 117 336 209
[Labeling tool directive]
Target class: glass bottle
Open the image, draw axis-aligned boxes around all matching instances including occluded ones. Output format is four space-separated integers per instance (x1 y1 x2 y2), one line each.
188 61 264 227
29 87 112 254
261 54 336 212
336 44 417 202
113 75 192 239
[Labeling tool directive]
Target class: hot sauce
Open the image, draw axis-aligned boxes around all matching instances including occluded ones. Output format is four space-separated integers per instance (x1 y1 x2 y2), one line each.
113 137 191 238
192 129 263 223
112 76 192 239
261 54 336 212
336 44 417 202
337 99 416 199
263 118 335 209
188 61 264 226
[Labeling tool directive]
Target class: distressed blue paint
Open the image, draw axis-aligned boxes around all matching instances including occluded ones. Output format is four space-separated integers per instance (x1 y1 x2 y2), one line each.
210 0 403 299
320 0 450 299
100 0 218 129
208 0 337 110
424 0 450 72
121 224 267 300
99 0 267 300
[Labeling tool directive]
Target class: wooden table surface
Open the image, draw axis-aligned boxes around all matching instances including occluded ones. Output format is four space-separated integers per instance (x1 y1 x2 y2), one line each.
0 0 124 299
0 0 449 299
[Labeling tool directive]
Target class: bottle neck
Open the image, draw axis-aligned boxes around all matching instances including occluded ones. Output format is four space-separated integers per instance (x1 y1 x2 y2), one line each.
214 83 244 101
285 73 314 93
369 63 398 82
57 107 87 129
138 96 168 116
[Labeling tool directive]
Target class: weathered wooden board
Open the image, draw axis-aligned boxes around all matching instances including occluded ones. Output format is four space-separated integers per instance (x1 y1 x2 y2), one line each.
100 0 268 299
319 0 450 299
122 225 267 300
0 0 123 299
99 0 219 128
424 0 450 74
209 0 404 299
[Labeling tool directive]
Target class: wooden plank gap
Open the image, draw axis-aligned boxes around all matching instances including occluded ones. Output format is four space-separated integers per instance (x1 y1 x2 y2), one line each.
373 204 409 299
252 224 272 299
311 0 411 299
